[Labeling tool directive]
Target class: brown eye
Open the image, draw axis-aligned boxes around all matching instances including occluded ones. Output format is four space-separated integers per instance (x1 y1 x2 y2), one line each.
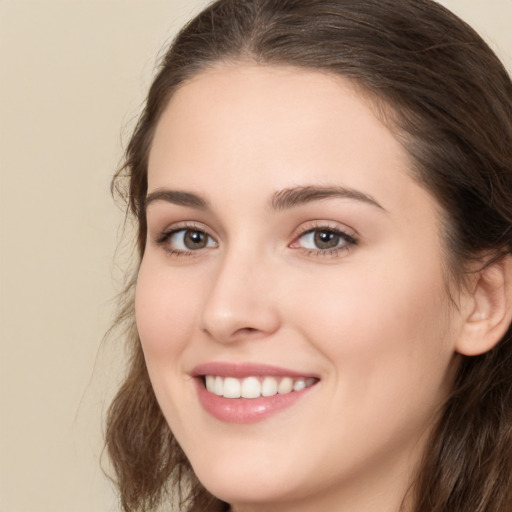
313 230 341 249
294 227 356 253
183 230 209 249
164 228 217 253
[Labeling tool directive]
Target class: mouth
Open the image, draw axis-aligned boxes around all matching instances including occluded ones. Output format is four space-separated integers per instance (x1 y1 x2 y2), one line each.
203 375 318 399
192 363 320 424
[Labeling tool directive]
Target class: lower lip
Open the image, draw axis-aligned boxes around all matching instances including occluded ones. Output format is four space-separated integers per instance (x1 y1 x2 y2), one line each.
195 378 316 424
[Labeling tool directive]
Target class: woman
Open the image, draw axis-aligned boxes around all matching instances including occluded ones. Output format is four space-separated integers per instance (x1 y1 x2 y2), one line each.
106 1 512 511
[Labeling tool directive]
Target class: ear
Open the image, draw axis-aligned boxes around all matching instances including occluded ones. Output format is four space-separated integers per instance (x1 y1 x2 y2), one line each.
455 254 512 356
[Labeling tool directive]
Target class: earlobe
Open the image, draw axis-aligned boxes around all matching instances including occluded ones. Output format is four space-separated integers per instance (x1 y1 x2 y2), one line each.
456 254 512 357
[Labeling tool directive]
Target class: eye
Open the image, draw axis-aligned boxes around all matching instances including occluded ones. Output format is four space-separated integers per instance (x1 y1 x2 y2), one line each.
291 226 357 255
157 227 217 254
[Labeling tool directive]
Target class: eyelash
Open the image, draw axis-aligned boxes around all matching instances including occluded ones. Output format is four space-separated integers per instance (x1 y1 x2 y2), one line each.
155 222 216 257
154 222 358 258
291 223 358 257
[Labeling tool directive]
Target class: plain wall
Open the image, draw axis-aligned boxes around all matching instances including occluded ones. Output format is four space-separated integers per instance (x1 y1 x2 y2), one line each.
0 1 510 511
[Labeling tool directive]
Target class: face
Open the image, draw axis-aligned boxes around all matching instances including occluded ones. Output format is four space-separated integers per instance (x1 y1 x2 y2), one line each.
136 65 464 512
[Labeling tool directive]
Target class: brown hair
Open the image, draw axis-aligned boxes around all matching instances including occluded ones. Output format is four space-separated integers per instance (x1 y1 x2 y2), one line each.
106 1 512 511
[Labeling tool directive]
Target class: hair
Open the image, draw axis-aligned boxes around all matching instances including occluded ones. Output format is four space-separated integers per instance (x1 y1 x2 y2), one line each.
105 1 512 511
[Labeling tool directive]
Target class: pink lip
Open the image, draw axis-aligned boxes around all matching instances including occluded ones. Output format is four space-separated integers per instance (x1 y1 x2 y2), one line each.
192 361 318 379
191 362 319 424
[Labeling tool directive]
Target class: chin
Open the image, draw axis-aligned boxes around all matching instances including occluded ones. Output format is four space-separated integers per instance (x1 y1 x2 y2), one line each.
190 454 302 506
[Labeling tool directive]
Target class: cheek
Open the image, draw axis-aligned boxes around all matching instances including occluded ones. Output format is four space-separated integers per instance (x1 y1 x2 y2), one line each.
288 255 454 400
135 257 199 359
288 264 456 463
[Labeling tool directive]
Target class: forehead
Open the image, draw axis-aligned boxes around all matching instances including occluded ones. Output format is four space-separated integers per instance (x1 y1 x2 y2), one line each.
148 64 435 219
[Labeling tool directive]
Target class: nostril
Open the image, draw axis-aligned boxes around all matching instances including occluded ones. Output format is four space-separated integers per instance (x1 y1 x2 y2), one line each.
232 326 264 338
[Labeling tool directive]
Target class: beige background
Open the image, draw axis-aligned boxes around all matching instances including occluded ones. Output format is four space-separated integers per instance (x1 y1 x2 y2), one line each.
0 1 510 511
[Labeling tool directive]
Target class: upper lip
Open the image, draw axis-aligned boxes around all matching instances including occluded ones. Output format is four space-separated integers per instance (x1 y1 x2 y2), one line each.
191 362 320 379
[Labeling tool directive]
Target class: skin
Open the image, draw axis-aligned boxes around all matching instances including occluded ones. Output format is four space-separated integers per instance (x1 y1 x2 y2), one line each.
136 65 472 512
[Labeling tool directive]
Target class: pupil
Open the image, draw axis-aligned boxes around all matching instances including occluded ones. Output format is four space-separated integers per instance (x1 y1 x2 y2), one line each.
184 230 207 249
314 230 339 249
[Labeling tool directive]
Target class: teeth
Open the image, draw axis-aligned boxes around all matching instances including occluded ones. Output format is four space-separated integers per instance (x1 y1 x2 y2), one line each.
241 376 261 399
204 375 317 399
214 376 223 396
277 377 293 394
293 379 306 391
205 375 215 392
306 377 316 387
261 376 278 397
223 377 241 398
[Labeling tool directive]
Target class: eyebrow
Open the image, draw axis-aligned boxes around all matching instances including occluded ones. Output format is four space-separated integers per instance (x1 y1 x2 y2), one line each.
145 189 209 210
270 185 385 211
145 185 384 212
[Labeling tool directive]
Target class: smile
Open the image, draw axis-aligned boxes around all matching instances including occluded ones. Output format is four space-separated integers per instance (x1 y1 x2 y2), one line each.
204 375 318 399
193 363 320 423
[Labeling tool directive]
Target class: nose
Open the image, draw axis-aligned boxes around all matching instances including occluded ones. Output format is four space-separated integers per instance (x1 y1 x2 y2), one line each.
199 250 281 344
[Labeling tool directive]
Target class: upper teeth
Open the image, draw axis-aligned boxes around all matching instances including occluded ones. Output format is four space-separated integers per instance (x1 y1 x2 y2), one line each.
204 375 316 399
